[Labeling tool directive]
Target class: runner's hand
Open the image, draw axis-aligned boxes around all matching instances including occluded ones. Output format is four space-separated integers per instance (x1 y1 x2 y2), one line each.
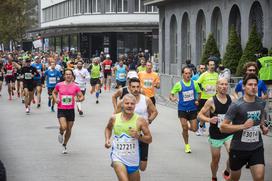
105 140 111 149
261 126 269 135
210 116 218 124
243 119 254 129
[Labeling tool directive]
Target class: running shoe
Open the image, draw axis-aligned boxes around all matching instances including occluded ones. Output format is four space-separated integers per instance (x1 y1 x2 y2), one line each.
58 134 63 144
212 178 217 181
62 145 68 154
79 110 83 116
222 170 230 180
196 128 204 136
22 99 25 104
8 95 12 100
104 85 106 91
17 92 20 98
96 100 99 104
37 103 41 108
185 144 191 153
11 91 14 96
25 107 30 114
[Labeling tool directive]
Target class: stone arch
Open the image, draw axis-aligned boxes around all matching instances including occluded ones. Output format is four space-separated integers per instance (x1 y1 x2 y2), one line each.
170 15 177 64
161 18 165 73
181 12 190 63
249 1 263 39
196 9 206 64
229 4 241 37
211 7 223 51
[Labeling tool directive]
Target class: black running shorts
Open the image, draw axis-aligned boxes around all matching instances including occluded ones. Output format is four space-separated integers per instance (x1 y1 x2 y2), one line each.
57 109 75 122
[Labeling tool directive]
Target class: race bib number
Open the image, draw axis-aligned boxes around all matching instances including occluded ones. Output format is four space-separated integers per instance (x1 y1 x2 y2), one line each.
241 125 260 143
217 114 225 128
7 70 13 76
118 73 126 79
143 79 153 88
49 77 56 84
24 73 32 80
105 65 111 70
182 90 194 102
61 95 73 106
115 137 137 157
205 85 216 95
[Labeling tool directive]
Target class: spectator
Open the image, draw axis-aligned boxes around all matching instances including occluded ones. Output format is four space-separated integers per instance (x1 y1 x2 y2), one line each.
218 64 231 82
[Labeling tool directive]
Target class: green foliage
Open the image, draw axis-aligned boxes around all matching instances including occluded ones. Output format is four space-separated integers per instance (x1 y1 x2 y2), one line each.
222 26 243 74
201 33 221 65
0 0 37 44
236 25 262 75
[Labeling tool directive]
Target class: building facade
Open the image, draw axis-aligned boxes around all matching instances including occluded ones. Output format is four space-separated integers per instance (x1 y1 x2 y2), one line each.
29 0 159 61
145 0 272 76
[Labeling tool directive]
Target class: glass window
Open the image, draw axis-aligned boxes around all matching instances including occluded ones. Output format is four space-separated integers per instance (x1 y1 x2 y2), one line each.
147 5 158 13
117 0 128 13
106 0 116 13
55 37 61 53
92 0 101 13
70 34 78 51
135 0 145 12
62 36 69 52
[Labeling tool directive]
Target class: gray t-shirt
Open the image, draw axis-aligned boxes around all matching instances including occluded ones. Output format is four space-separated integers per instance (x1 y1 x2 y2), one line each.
225 97 265 151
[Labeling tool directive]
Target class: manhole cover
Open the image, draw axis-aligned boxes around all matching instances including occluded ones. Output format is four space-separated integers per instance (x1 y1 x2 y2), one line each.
45 126 59 129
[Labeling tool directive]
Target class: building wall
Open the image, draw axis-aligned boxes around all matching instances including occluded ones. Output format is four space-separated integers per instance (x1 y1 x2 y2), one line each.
158 0 272 76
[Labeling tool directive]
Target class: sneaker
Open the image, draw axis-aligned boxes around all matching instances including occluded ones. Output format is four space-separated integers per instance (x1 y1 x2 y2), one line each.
8 95 12 100
96 100 99 104
185 144 191 153
48 99 51 107
79 110 83 116
104 85 106 91
62 145 68 154
37 103 41 108
58 134 63 144
222 170 230 180
17 92 20 98
32 99 36 104
196 128 204 136
212 178 217 181
25 107 30 114
22 99 25 104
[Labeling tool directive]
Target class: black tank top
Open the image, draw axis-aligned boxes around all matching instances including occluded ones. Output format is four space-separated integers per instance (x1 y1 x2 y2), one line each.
120 87 129 99
209 95 232 139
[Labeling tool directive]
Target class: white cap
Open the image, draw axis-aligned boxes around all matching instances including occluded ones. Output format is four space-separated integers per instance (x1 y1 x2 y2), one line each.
106 54 110 58
127 71 138 79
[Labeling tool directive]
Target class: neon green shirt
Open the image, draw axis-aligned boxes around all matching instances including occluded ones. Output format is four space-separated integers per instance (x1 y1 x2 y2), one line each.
197 71 218 100
171 80 201 94
137 66 147 72
114 113 139 136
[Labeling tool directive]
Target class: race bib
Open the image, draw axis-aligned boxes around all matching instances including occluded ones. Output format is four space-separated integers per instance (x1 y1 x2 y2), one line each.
24 73 32 80
118 73 126 79
217 114 225 128
115 137 137 157
205 85 216 95
6 70 13 76
143 79 153 88
241 125 260 143
49 77 56 84
105 65 111 70
61 95 73 106
182 90 194 102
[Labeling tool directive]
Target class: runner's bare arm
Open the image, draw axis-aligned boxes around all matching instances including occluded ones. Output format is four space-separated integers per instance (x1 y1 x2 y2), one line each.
220 119 254 133
198 98 214 123
52 88 59 104
232 91 239 100
112 89 122 112
105 116 115 148
261 92 268 100
260 112 269 135
115 101 122 114
76 91 84 102
169 93 178 102
138 118 152 144
146 97 158 124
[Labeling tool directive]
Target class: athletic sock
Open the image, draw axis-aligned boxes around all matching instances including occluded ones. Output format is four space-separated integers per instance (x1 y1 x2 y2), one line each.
76 101 82 111
95 91 99 98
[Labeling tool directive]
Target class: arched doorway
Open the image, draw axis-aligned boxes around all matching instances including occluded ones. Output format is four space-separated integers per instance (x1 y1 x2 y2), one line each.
181 12 191 64
170 15 178 64
249 1 263 39
196 10 206 64
211 7 223 51
229 4 241 37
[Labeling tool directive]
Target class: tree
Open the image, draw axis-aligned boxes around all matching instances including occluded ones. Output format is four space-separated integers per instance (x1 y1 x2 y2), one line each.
201 33 221 65
236 25 263 75
222 25 243 74
0 0 37 46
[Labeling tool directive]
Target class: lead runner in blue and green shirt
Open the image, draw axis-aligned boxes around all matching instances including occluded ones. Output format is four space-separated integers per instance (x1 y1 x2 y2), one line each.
170 67 201 153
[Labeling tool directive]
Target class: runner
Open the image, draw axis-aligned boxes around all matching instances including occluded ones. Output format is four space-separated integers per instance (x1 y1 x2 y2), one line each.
113 58 128 88
170 67 201 153
138 61 160 105
89 57 102 104
102 54 113 91
221 74 269 181
21 57 39 114
105 94 152 181
0 58 4 96
15 59 23 98
4 54 20 100
73 60 90 115
137 58 147 72
198 78 235 181
44 61 62 112
233 62 268 100
196 58 219 136
115 78 158 171
52 69 84 154
31 56 45 108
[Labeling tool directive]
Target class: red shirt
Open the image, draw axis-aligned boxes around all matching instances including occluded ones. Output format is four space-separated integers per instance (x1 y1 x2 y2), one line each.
102 60 112 73
5 63 15 77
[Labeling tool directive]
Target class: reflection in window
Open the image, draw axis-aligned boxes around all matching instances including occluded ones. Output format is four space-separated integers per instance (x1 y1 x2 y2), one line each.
106 0 116 13
135 0 145 12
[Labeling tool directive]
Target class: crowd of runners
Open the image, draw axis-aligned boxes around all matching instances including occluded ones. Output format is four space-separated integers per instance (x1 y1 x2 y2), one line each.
0 49 271 181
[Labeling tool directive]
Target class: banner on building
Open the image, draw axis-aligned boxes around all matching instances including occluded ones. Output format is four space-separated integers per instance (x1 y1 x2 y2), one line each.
33 39 43 49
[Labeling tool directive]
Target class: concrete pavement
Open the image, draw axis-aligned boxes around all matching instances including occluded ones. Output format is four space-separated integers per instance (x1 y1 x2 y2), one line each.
0 85 271 181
